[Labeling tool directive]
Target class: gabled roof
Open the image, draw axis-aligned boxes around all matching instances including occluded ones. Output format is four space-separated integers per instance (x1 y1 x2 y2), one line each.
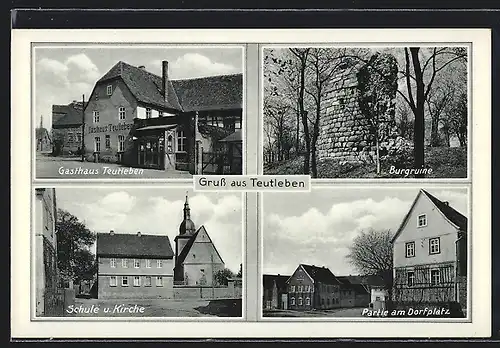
263 274 291 290
52 102 88 128
299 264 341 285
219 130 242 143
96 232 174 259
172 74 243 112
174 225 224 267
391 189 468 243
96 61 242 113
337 275 386 287
336 277 370 295
98 61 182 111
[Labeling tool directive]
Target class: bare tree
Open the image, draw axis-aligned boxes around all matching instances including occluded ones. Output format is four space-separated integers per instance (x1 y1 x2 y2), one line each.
346 228 394 291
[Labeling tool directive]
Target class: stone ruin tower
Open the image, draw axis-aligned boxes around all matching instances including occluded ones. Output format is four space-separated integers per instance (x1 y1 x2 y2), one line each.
317 53 398 164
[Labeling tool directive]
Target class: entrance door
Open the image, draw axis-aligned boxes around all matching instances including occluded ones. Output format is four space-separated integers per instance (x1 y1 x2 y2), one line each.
164 131 176 171
137 137 162 169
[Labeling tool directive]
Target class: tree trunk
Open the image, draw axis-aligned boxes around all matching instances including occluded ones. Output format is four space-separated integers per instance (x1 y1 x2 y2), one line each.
375 135 381 175
296 108 300 155
430 113 440 147
410 48 426 177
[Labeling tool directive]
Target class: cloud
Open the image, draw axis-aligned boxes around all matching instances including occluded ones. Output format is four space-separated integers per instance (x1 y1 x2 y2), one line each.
65 53 101 83
150 53 238 79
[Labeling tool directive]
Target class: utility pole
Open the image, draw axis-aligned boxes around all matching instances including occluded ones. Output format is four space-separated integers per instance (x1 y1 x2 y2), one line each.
81 94 85 162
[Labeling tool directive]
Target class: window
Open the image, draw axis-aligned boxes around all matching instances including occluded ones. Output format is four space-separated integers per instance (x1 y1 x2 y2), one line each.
118 135 125 152
109 276 117 287
234 118 241 129
417 214 427 227
146 259 151 268
305 297 310 305
327 298 330 306
176 130 187 152
146 108 152 119
67 132 74 143
375 296 382 301
429 237 441 255
94 137 101 152
118 107 126 120
122 259 128 268
156 276 163 287
321 298 325 305
298 285 303 292
76 132 82 143
144 276 152 287
107 85 112 95
110 258 116 268
291 297 295 305
93 111 100 123
159 111 165 117
405 241 415 258
133 276 141 287
407 271 415 287
290 285 295 292
105 135 111 149
134 259 140 268
157 260 163 268
298 297 303 306
430 269 440 286
121 276 128 286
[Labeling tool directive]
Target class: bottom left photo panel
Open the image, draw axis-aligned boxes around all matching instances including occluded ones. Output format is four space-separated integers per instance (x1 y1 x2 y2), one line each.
32 187 244 319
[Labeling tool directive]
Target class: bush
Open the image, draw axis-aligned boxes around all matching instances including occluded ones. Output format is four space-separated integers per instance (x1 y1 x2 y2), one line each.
380 136 414 167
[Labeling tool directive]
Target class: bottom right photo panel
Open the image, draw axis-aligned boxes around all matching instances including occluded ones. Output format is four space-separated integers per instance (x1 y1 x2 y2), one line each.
261 186 470 320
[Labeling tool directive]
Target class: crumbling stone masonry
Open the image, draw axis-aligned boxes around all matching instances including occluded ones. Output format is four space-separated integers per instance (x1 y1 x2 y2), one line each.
317 54 398 164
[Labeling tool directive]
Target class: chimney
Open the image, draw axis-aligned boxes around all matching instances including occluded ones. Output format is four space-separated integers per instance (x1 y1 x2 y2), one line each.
109 230 114 235
162 60 169 103
444 201 449 206
137 231 141 237
138 65 146 70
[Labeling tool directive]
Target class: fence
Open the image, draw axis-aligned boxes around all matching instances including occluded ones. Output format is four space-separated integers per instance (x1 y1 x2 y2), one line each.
392 264 456 304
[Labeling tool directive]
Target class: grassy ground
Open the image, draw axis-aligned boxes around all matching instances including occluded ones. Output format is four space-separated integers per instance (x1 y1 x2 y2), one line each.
64 298 241 317
263 146 467 179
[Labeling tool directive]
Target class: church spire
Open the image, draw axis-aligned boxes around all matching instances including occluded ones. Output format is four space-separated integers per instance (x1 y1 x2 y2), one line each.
183 191 191 220
179 191 195 235
40 115 43 129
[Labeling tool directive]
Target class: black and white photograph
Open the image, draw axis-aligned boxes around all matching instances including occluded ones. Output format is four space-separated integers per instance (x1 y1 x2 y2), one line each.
262 187 469 318
34 45 244 179
262 46 468 179
34 187 243 318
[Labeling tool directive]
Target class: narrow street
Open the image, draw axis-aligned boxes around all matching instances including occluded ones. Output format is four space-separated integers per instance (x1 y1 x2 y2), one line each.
36 153 192 179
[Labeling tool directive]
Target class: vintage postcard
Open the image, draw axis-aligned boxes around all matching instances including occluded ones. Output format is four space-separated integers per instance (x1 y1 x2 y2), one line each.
11 28 491 339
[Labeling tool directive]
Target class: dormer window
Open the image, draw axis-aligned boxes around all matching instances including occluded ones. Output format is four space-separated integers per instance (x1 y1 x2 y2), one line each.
107 85 112 96
417 214 427 227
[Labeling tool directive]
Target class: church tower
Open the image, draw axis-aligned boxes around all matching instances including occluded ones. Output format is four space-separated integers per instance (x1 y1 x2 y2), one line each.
175 193 196 264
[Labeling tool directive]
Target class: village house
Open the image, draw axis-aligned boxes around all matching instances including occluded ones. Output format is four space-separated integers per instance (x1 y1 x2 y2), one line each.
286 264 341 311
391 189 468 312
96 231 175 299
51 101 86 155
336 276 370 308
34 188 59 316
80 61 242 174
262 274 290 310
173 195 225 286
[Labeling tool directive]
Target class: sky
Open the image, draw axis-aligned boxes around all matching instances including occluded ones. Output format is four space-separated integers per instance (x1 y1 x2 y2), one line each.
34 45 244 130
54 188 243 274
262 187 468 277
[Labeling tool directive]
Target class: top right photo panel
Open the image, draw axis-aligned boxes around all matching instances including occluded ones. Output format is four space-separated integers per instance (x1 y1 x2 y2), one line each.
262 46 469 179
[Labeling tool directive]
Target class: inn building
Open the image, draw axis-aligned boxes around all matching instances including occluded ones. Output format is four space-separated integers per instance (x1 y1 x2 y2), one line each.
80 61 243 174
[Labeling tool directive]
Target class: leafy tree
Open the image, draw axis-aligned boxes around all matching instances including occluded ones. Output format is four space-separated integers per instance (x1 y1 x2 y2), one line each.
346 228 394 291
56 209 97 285
213 268 234 286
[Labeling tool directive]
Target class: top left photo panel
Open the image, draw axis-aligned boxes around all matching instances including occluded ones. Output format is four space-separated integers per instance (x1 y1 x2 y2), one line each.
33 44 245 180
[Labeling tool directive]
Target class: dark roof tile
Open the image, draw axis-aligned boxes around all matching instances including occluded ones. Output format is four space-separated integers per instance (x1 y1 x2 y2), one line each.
263 274 290 289
96 232 174 259
300 264 341 285
421 189 468 231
